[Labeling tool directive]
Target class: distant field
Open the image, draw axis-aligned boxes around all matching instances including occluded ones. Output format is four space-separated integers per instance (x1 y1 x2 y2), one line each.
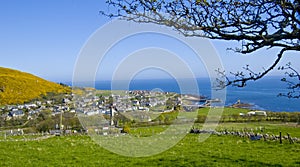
0 122 299 166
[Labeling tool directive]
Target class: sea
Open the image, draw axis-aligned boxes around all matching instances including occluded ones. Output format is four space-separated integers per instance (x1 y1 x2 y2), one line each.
69 77 299 112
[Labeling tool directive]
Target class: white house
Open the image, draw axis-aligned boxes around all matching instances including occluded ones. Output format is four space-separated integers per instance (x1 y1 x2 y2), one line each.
9 110 24 118
247 111 256 116
255 110 267 116
247 111 267 116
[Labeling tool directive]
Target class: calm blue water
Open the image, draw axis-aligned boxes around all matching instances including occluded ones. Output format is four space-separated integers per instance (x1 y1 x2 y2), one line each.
70 77 300 112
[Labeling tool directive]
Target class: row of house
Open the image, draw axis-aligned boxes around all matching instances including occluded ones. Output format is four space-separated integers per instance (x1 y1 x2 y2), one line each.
74 90 174 117
0 95 73 120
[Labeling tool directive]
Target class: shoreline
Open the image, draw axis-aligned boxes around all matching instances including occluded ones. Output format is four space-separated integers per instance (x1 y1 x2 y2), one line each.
67 77 300 112
73 88 299 113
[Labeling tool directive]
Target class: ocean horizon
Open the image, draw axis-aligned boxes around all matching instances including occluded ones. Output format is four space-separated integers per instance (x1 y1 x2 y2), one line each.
68 76 300 112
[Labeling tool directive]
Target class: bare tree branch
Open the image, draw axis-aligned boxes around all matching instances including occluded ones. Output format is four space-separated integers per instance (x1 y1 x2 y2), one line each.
278 62 300 98
102 0 300 97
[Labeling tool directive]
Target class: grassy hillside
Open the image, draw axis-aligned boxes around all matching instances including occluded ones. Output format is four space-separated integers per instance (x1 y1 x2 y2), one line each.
0 67 70 105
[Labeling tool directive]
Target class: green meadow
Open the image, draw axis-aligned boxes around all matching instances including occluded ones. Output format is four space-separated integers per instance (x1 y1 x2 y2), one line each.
0 122 299 167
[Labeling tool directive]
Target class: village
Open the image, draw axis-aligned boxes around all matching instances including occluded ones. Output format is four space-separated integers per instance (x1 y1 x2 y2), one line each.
0 89 187 135
74 89 181 116
2 88 300 147
0 87 272 137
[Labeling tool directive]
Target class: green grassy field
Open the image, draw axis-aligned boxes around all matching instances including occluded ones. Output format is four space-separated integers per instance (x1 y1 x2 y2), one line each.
1 107 299 166
0 123 299 167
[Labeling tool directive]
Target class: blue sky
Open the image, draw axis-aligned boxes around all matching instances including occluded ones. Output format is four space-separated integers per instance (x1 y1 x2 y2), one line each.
1 0 299 82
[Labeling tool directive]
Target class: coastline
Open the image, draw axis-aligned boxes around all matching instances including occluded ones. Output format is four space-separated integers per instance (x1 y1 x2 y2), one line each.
67 77 300 112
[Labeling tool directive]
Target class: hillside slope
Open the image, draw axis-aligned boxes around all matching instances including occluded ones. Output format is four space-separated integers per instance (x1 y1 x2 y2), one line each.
0 67 70 105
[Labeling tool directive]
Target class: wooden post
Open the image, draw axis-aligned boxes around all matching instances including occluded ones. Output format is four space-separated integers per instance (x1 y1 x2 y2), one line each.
279 131 282 144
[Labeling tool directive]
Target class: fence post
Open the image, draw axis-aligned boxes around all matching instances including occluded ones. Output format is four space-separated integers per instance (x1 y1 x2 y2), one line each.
279 131 282 144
